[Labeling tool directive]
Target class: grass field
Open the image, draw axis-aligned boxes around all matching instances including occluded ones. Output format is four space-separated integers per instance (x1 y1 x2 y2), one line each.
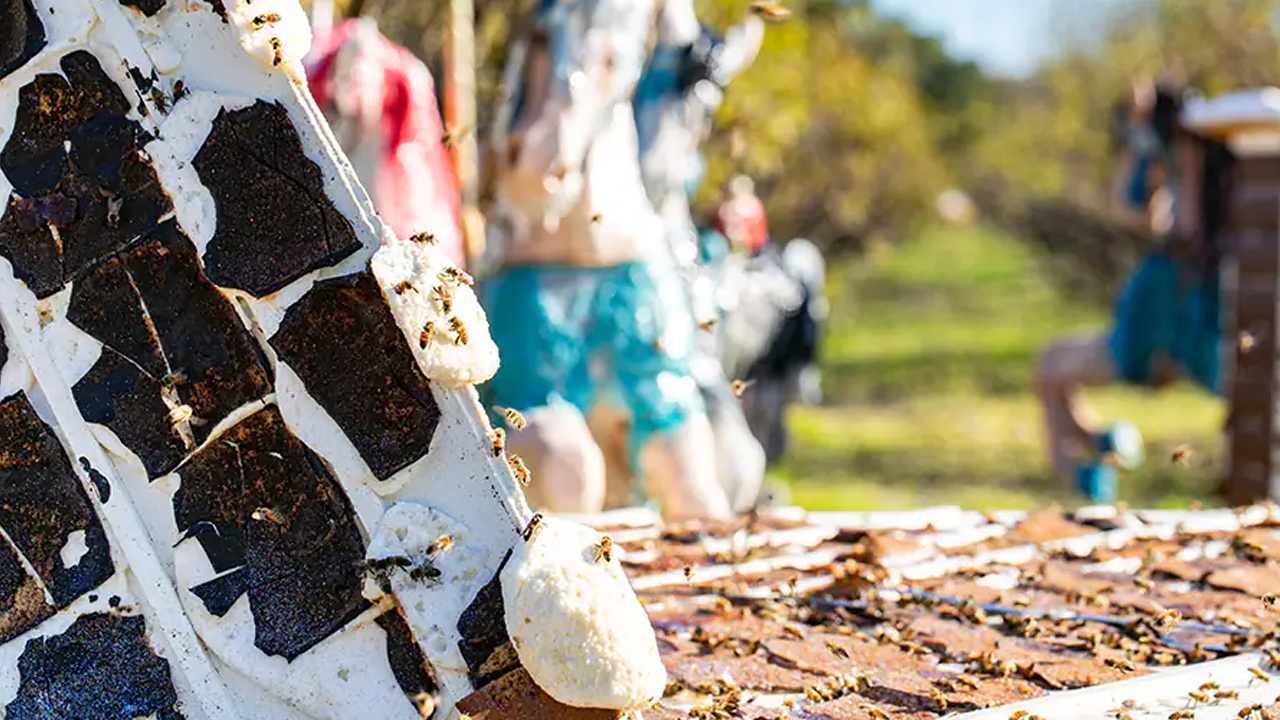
775 224 1225 511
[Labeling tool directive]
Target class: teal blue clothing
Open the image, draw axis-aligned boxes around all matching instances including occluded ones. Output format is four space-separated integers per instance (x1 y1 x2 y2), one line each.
480 263 704 464
1109 253 1221 394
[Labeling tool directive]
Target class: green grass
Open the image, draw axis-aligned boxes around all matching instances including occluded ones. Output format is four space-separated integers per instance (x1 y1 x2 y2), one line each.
778 224 1224 511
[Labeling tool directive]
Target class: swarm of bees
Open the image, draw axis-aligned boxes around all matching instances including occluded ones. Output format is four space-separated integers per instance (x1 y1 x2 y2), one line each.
803 674 868 703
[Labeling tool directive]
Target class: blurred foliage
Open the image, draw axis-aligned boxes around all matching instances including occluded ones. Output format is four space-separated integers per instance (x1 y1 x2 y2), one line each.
318 0 1280 261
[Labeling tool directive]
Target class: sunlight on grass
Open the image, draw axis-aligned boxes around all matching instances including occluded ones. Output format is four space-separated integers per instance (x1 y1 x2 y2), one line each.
780 224 1224 511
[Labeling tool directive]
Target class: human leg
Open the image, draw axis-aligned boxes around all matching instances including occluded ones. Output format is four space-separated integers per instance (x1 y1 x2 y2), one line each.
510 404 608 513
600 264 732 520
1034 333 1120 480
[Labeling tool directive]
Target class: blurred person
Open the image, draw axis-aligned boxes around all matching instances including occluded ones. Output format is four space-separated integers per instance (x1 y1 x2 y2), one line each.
306 17 466 266
715 174 770 256
1035 86 1230 503
589 0 769 512
479 0 732 520
1110 78 1180 236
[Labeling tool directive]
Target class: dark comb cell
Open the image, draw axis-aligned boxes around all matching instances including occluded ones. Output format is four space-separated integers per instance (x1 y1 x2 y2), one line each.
118 0 166 16
69 221 274 478
456 552 518 688
0 534 55 645
172 407 370 660
0 51 171 299
193 100 360 298
378 609 442 718
73 348 187 479
0 393 114 608
5 613 184 720
270 272 441 481
0 0 44 81
189 566 249 618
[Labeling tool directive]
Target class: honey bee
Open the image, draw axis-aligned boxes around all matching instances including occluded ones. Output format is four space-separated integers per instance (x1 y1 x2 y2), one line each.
449 316 468 345
1199 682 1219 692
1135 577 1155 591
1241 331 1257 353
490 427 506 457
522 513 544 542
441 126 471 149
1169 713 1195 720
929 688 948 712
1249 666 1271 682
409 561 441 582
252 12 282 25
1241 705 1264 718
683 565 694 582
427 534 454 557
432 284 453 314
699 318 718 332
410 232 437 245
1188 690 1209 704
419 321 434 349
393 280 416 295
172 79 188 102
782 625 805 640
251 507 285 526
1216 690 1240 701
1172 444 1193 466
169 404 194 426
730 379 756 398
591 214 603 223
508 455 530 485
106 196 123 229
1264 593 1279 607
1156 609 1182 627
1105 657 1136 673
1008 711 1029 719
270 37 283 66
494 406 528 431
594 535 614 563
749 0 792 21
826 641 849 659
439 266 475 287
864 707 890 720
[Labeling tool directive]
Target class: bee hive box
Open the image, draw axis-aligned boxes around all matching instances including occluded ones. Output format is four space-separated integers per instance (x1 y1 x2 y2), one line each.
0 0 665 718
588 504 1280 719
1185 91 1280 506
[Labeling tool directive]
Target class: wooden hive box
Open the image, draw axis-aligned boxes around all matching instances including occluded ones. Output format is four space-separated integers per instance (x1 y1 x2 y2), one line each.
1186 90 1280 504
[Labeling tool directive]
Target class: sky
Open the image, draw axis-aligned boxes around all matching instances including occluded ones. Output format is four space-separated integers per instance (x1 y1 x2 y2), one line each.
868 0 1142 78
